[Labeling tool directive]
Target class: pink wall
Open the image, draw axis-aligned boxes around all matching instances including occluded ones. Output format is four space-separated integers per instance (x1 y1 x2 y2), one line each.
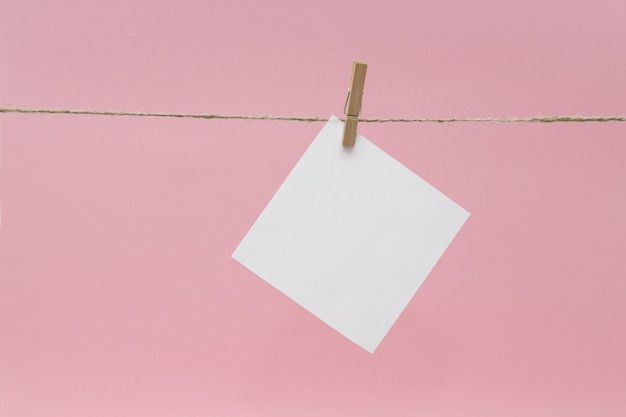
1 1 625 415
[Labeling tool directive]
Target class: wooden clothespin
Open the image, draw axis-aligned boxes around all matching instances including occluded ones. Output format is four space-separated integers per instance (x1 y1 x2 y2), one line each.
342 61 368 147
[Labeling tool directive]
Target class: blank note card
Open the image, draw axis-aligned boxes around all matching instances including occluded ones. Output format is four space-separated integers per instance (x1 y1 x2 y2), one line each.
233 116 469 353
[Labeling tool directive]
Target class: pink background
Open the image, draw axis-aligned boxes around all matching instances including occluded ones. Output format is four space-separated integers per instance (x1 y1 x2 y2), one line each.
1 1 626 416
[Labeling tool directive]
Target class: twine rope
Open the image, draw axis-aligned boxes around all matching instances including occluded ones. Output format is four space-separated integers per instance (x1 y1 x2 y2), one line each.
1 107 626 123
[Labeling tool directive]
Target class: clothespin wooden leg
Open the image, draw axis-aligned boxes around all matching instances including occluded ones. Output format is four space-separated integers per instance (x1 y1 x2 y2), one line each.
342 61 367 147
343 117 359 147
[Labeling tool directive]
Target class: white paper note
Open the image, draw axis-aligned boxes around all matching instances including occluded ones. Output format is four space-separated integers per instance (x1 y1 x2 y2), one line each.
232 116 469 353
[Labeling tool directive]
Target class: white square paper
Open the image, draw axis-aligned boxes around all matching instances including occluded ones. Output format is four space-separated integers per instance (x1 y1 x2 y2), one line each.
232 116 469 353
